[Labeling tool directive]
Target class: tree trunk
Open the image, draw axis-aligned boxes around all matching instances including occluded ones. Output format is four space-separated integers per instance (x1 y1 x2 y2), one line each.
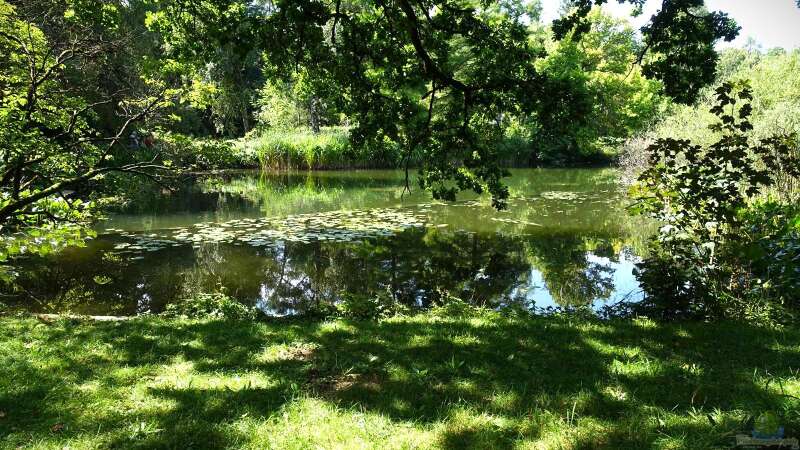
309 96 321 134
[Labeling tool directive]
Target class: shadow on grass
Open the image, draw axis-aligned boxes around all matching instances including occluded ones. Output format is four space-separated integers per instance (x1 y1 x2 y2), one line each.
1 313 799 448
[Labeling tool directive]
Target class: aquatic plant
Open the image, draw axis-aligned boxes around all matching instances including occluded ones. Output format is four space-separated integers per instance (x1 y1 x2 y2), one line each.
107 207 430 257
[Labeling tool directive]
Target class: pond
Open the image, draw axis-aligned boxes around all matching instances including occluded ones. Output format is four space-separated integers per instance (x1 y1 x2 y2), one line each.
2 169 652 316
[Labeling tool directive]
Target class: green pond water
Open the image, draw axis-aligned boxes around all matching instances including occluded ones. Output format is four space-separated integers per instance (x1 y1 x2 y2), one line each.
3 169 651 316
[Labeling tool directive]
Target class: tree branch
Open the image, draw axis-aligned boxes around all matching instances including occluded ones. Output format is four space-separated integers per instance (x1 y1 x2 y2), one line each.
394 0 469 93
0 160 172 223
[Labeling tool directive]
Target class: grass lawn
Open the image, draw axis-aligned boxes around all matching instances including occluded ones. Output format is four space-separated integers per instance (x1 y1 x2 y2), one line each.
1 307 799 449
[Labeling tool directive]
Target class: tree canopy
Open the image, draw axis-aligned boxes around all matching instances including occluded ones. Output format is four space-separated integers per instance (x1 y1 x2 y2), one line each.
149 0 738 207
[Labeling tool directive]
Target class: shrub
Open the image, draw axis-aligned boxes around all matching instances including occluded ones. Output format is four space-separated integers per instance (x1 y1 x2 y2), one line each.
630 81 800 322
740 202 800 308
621 49 800 198
163 292 257 320
157 132 258 170
334 291 407 319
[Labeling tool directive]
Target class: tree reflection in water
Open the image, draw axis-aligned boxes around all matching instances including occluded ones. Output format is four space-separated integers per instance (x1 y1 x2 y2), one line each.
2 169 648 315
3 227 641 316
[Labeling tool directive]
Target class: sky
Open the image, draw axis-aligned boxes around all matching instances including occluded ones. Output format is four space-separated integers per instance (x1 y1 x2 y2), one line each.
539 0 800 50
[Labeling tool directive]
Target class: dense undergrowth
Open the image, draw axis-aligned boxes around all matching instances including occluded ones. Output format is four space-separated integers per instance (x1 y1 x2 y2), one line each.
619 49 800 194
157 132 260 170
617 50 800 324
155 127 406 171
2 307 799 449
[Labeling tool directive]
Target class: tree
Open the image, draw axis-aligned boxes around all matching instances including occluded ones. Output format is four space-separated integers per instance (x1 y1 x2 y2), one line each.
532 8 664 164
149 0 738 208
554 0 739 103
255 67 341 132
200 42 263 136
0 0 175 265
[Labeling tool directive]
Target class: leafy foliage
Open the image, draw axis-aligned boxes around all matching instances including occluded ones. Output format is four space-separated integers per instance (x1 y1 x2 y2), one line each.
163 291 257 320
255 68 342 132
532 8 664 165
631 82 800 320
157 132 257 170
554 0 739 103
0 225 92 282
620 49 800 198
334 291 409 319
740 202 800 307
0 0 176 270
149 0 738 207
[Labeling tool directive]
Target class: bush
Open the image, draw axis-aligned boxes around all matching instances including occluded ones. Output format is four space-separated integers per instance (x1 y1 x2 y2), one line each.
157 132 258 170
334 292 408 319
621 49 800 198
635 202 800 323
630 82 800 322
163 292 257 320
740 202 800 308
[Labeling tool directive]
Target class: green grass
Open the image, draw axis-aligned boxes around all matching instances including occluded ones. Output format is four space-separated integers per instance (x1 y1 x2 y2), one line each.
237 127 369 171
2 308 800 449
237 127 417 170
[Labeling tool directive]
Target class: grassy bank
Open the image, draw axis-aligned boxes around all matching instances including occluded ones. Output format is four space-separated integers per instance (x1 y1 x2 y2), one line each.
153 129 361 172
2 308 799 449
237 129 617 171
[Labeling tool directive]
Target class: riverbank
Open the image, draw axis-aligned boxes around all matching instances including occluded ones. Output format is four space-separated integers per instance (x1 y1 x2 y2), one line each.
2 308 798 449
156 127 617 172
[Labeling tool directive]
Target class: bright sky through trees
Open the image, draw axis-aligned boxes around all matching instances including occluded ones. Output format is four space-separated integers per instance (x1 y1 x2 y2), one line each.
541 0 800 49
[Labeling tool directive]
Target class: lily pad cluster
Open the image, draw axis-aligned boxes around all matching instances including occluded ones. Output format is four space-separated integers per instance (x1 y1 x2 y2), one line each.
539 191 583 201
490 217 543 227
111 232 182 254
106 207 429 256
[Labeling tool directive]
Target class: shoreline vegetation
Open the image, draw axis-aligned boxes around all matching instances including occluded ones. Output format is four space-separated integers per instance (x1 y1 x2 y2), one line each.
2 308 800 449
159 127 618 173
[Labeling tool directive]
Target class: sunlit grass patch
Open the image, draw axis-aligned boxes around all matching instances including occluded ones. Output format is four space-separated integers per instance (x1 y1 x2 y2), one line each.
232 397 436 449
257 342 318 364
